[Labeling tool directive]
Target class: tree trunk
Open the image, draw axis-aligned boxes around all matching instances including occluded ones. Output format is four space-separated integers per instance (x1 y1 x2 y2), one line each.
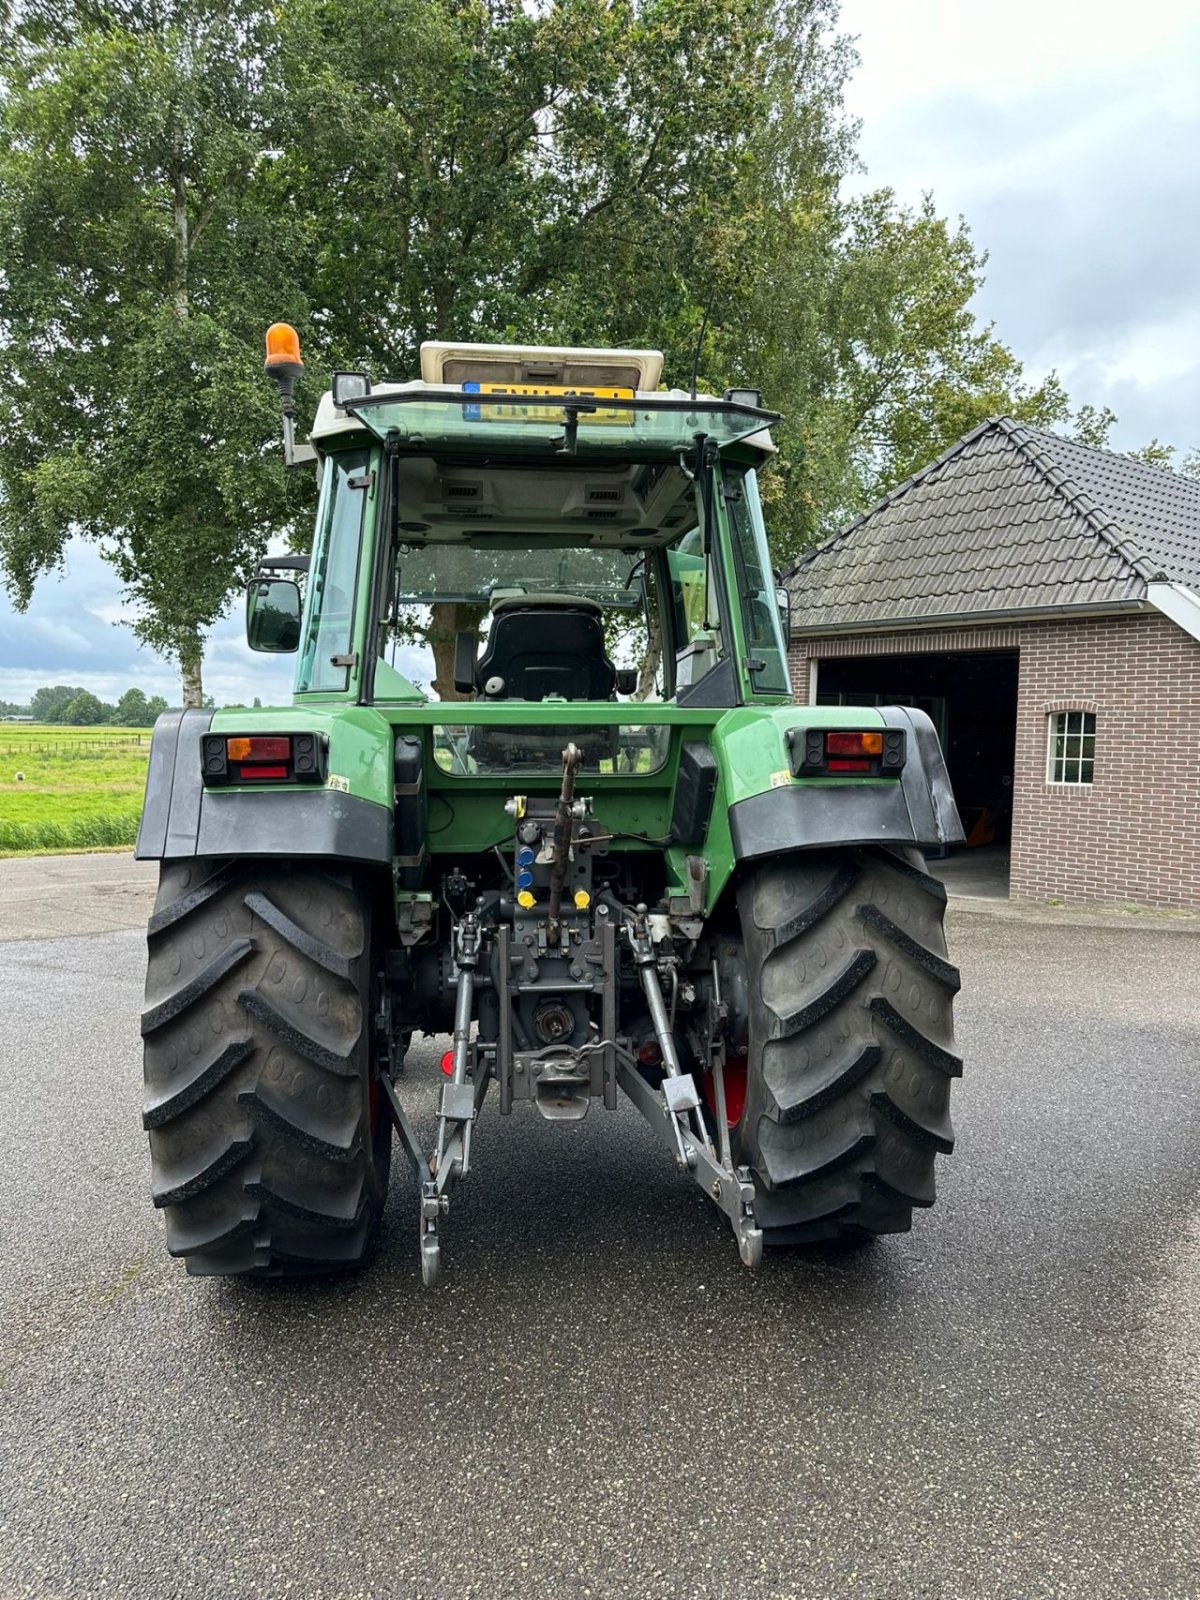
179 629 204 708
634 622 661 701
171 153 200 712
172 152 189 322
428 601 486 702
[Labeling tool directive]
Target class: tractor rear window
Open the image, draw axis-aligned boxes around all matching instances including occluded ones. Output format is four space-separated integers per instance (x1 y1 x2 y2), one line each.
433 723 671 776
384 541 668 704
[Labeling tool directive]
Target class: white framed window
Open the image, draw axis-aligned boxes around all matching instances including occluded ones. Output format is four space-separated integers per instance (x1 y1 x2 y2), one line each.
1047 710 1096 785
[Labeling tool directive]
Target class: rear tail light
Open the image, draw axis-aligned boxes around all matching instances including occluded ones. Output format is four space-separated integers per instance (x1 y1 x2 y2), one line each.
788 726 906 779
825 731 883 757
201 731 326 785
226 735 290 761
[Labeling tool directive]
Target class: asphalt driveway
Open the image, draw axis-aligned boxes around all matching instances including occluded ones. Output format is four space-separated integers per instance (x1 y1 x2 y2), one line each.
0 892 1197 1598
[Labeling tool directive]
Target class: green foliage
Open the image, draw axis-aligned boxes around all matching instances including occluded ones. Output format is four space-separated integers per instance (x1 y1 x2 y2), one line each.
115 687 151 725
0 0 315 703
30 685 85 722
0 813 140 853
23 681 170 725
274 0 780 376
61 690 104 724
1124 439 1200 477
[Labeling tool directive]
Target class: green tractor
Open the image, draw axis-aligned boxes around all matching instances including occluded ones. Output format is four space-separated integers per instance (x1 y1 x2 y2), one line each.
137 332 964 1284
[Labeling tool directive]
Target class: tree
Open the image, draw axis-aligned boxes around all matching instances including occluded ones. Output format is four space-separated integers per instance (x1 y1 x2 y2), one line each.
114 687 152 726
146 695 170 721
1125 439 1200 476
62 690 104 725
275 0 779 377
30 684 86 722
0 0 314 707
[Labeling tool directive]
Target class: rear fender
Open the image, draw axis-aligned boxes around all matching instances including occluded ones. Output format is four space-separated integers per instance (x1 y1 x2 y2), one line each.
713 704 963 868
135 708 394 863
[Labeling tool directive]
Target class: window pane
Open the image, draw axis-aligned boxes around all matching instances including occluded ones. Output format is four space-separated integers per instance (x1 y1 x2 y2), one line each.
723 467 790 695
298 450 370 693
1048 710 1097 784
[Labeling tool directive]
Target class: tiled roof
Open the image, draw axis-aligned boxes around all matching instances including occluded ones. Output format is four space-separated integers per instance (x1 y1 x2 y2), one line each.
785 418 1200 633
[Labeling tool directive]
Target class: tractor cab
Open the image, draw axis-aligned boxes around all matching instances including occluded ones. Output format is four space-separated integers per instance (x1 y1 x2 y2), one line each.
283 340 792 726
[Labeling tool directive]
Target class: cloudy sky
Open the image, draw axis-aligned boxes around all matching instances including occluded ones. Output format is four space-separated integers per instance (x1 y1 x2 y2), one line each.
2 0 1197 710
841 0 1200 453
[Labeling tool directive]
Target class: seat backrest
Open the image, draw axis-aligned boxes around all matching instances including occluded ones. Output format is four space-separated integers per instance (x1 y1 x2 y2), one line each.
475 596 616 701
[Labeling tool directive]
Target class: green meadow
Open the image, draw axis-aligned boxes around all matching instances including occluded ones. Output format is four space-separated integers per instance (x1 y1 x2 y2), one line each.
0 724 151 853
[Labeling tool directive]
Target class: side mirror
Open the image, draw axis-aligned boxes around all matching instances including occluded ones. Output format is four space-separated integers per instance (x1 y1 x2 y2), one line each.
247 578 301 652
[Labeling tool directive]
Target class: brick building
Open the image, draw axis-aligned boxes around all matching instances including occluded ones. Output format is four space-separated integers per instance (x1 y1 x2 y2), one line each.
785 418 1200 909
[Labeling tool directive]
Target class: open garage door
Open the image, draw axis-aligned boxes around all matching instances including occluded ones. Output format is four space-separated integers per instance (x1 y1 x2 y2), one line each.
815 648 1018 893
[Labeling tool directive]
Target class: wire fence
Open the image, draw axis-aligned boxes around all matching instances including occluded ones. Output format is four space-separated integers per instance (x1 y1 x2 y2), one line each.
1 736 146 754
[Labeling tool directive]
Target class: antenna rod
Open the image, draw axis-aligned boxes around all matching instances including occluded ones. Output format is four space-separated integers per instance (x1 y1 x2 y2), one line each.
689 302 712 401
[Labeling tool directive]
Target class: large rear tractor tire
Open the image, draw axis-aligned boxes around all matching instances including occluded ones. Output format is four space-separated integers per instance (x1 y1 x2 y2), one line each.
730 845 961 1245
141 859 392 1276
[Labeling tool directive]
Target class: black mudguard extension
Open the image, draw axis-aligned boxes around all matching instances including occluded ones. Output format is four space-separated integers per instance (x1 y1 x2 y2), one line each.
135 709 393 864
728 706 964 862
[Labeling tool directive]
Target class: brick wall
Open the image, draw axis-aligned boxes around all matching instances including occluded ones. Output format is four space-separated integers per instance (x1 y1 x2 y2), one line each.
790 612 1200 909
1010 612 1200 909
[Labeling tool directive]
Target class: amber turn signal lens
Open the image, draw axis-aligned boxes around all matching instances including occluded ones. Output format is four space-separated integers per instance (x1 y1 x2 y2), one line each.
264 322 303 368
226 735 291 761
826 731 883 757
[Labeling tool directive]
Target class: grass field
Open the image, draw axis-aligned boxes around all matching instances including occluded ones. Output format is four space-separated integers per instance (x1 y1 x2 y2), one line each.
0 723 151 853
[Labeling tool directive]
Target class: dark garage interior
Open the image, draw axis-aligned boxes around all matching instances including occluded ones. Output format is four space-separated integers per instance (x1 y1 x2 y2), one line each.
815 649 1019 866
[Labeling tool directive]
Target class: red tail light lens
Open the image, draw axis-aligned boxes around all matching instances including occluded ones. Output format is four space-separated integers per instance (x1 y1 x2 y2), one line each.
227 735 291 761
826 731 883 757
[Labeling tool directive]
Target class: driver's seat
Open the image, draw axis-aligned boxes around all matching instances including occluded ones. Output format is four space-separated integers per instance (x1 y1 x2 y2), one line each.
474 593 616 702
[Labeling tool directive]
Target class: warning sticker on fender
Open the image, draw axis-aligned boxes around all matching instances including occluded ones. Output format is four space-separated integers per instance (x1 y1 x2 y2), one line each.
769 769 792 788
326 774 350 793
